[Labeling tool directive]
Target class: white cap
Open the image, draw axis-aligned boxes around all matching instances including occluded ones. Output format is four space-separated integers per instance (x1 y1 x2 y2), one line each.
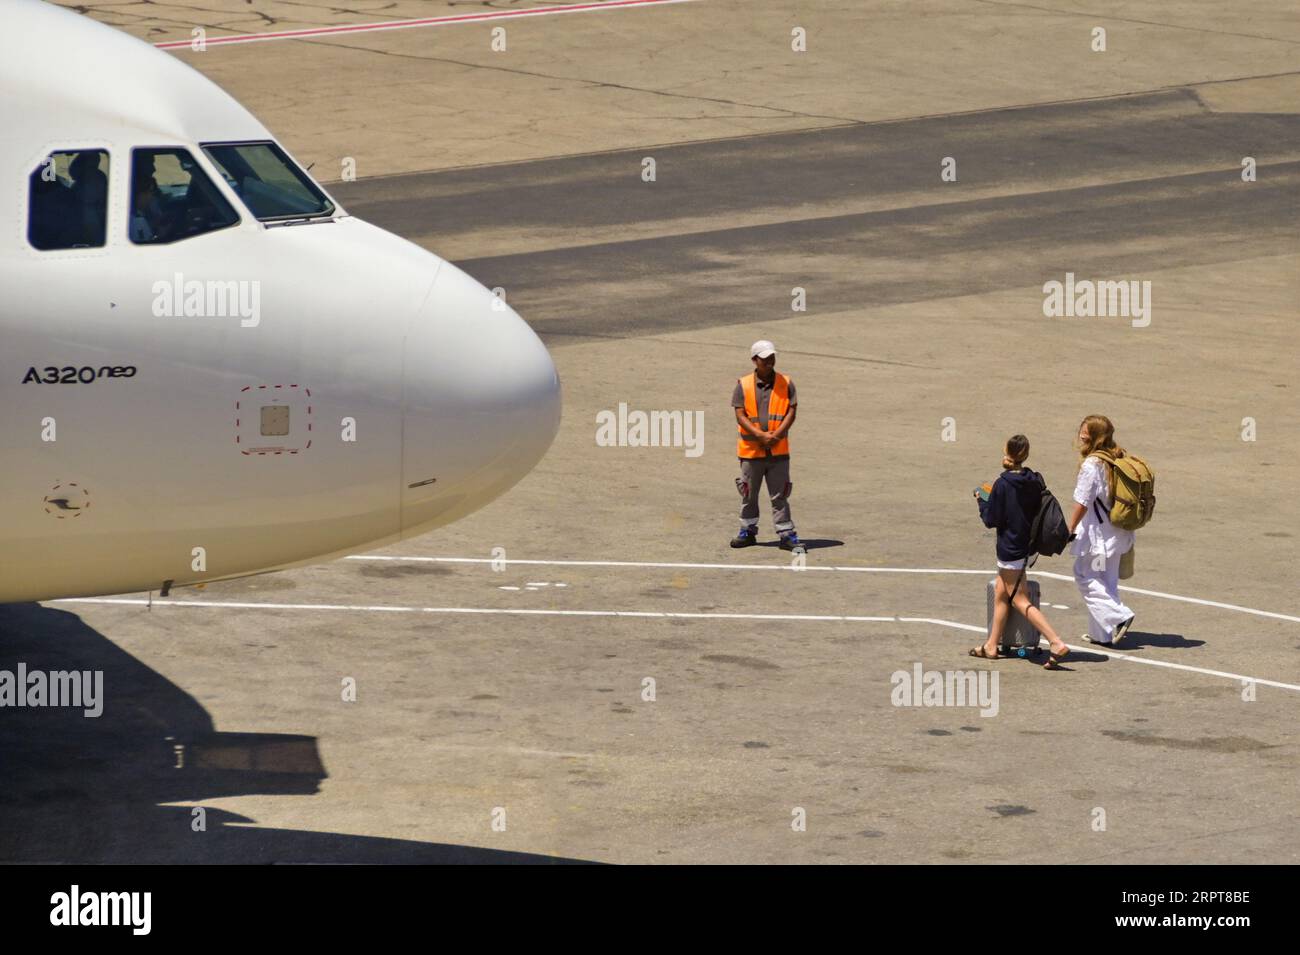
750 339 776 359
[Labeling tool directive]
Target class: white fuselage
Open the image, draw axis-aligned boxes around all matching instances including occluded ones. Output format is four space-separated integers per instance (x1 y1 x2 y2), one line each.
0 1 561 603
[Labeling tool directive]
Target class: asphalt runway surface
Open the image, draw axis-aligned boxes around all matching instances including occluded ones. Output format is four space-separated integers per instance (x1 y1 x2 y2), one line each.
8 0 1297 864
336 88 1300 343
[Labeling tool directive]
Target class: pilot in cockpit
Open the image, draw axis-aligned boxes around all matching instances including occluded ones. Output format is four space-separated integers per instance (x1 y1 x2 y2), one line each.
129 161 164 243
68 152 107 246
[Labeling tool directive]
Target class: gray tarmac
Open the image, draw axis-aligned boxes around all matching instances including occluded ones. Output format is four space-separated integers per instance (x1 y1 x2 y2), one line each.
341 88 1300 343
8 0 1298 864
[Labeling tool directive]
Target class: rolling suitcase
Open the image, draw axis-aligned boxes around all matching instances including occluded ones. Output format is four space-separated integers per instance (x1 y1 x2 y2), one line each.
986 577 1041 657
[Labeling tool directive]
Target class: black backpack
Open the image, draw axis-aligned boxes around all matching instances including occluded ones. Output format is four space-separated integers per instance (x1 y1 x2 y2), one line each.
1010 474 1072 599
1028 475 1072 558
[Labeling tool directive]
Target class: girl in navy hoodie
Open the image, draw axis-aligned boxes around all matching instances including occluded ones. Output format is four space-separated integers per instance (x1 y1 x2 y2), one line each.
971 434 1070 668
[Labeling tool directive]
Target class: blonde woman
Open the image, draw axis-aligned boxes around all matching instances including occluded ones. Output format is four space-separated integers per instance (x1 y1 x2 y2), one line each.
1067 415 1136 646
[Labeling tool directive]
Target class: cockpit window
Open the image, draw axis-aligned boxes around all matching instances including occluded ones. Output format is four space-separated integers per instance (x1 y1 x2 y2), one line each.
201 141 335 221
28 150 109 251
130 148 240 245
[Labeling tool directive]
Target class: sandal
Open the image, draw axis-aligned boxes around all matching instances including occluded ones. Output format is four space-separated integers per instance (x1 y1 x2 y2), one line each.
1043 647 1069 669
969 645 1000 659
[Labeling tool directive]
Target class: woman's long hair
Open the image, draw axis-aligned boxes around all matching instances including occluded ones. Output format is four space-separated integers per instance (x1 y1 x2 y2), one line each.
1078 414 1125 461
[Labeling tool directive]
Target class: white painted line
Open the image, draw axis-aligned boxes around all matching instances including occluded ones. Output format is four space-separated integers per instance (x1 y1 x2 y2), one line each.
153 0 701 50
53 597 1300 693
1029 570 1300 623
56 597 899 624
898 617 984 634
345 555 1300 624
347 554 992 574
1070 641 1290 689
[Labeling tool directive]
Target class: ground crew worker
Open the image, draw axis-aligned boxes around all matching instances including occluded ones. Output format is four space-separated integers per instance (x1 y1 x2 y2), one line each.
731 340 801 551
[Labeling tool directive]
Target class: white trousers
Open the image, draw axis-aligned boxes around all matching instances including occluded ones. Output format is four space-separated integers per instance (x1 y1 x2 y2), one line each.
1073 552 1133 643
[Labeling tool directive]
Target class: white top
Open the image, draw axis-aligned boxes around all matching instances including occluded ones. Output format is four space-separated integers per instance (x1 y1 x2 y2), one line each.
1070 456 1134 559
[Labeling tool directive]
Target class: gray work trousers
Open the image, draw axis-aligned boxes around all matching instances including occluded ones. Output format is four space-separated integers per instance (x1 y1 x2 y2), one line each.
737 456 795 535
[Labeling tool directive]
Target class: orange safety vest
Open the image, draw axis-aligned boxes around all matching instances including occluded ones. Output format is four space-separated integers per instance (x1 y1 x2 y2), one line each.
737 372 791 458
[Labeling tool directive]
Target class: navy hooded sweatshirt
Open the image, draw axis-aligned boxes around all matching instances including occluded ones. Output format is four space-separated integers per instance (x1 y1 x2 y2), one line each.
978 467 1043 562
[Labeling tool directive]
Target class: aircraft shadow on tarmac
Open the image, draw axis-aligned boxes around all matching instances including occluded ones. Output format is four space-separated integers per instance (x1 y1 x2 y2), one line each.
0 603 592 864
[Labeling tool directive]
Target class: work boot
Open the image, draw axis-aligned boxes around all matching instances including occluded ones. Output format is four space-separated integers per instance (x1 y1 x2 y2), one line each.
730 526 758 548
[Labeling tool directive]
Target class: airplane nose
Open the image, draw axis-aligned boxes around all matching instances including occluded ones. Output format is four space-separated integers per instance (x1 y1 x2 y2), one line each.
401 261 561 534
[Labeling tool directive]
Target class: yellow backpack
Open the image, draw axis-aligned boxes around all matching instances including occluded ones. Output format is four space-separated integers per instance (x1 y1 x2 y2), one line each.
1091 450 1156 531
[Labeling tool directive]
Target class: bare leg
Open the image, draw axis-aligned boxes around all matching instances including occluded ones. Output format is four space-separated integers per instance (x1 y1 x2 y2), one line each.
1011 589 1068 655
984 573 1013 656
